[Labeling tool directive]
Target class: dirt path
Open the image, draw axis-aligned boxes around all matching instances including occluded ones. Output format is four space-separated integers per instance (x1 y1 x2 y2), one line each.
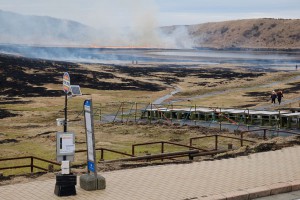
152 87 181 104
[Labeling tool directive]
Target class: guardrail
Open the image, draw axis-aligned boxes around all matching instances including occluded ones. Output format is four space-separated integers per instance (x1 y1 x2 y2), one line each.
131 141 208 157
76 147 134 160
190 134 257 150
0 148 133 176
242 128 300 139
0 156 60 174
0 132 273 176
103 149 200 163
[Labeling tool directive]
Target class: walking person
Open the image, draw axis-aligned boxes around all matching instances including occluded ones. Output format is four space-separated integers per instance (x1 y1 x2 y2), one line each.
277 90 283 105
271 90 277 104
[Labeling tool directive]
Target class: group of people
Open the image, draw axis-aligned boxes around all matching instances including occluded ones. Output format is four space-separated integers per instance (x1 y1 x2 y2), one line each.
271 90 283 104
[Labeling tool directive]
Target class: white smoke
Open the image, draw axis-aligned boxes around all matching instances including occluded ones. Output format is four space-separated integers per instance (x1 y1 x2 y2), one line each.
159 26 194 49
0 0 195 49
90 0 162 47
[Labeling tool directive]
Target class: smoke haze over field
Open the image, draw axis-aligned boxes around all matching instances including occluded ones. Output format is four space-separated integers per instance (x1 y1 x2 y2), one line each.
1 0 299 49
0 0 298 51
0 0 194 49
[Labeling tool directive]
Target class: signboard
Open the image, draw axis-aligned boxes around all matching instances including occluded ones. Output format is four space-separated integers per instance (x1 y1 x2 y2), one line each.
59 133 75 154
70 85 82 96
56 132 75 162
88 161 95 172
63 72 71 94
84 99 97 175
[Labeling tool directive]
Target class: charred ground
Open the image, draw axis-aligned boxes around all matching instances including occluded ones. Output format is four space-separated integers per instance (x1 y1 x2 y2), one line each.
0 54 267 99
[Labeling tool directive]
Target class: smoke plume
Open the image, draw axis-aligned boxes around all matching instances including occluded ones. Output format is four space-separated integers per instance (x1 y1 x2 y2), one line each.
0 0 194 49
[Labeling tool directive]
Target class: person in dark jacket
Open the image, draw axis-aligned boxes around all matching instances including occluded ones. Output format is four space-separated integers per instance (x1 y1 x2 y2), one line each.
277 90 283 105
271 91 277 104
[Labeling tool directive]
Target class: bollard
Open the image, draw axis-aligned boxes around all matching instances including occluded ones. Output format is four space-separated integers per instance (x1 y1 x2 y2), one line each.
48 164 54 172
263 129 267 140
215 135 218 150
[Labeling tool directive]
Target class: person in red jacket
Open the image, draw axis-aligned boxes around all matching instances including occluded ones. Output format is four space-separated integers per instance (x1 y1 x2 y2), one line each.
277 90 283 105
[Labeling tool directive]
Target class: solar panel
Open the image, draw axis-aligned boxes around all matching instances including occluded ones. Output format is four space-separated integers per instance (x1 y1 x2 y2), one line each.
70 85 82 96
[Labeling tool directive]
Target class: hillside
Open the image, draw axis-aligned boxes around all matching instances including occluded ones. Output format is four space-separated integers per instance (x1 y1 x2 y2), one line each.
0 10 99 46
163 18 300 49
0 10 299 49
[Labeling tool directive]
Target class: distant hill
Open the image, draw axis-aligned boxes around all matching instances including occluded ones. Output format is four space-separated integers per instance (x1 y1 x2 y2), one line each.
0 10 99 46
0 10 299 49
163 18 300 49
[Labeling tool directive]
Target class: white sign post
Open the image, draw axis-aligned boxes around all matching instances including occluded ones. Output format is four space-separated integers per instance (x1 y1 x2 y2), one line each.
83 99 97 177
80 99 106 191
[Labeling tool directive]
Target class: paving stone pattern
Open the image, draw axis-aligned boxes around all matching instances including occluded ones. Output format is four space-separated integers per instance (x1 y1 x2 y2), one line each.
1 146 300 200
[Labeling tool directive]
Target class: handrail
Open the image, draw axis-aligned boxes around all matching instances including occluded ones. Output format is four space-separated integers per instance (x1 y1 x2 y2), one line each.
131 141 207 156
0 132 264 176
76 147 134 160
0 165 31 171
32 156 61 166
267 129 300 136
241 128 300 140
190 134 257 150
218 135 256 143
0 156 32 162
103 149 199 163
96 148 134 157
241 128 267 133
164 141 208 151
0 156 60 174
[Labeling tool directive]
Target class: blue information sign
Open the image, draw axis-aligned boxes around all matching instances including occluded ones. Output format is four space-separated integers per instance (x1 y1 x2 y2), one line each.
88 161 95 172
84 100 91 107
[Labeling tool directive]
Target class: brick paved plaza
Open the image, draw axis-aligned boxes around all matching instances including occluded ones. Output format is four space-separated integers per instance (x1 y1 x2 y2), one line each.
1 146 300 200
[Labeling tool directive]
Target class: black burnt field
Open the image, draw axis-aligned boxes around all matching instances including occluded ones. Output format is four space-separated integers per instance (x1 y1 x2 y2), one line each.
0 53 266 99
0 109 18 119
0 54 164 97
0 54 73 97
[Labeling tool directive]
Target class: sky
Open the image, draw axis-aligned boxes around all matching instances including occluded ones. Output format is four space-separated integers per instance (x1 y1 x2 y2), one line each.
0 0 299 29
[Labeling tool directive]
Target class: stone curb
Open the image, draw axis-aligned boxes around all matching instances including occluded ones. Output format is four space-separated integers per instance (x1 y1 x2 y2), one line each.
201 180 300 200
